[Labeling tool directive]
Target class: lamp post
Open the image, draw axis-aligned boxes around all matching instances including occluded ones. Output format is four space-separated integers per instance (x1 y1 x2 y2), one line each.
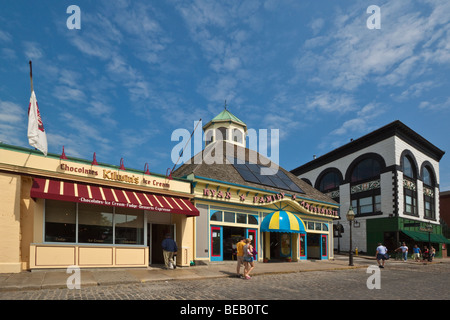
346 206 355 266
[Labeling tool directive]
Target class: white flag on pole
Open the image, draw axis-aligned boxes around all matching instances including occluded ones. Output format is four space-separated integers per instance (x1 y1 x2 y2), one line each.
27 90 48 156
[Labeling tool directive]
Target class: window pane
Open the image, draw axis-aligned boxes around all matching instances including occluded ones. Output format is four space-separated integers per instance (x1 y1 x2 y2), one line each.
236 213 247 224
115 207 144 245
45 200 76 242
360 204 373 214
78 203 113 244
248 215 258 225
224 211 235 223
360 197 372 206
403 156 413 178
210 210 222 221
423 167 432 186
308 222 314 230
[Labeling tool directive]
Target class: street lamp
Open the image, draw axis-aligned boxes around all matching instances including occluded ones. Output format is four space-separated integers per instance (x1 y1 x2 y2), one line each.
346 206 355 266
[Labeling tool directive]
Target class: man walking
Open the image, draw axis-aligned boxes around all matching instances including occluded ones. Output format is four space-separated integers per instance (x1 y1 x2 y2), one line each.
376 243 388 268
162 233 178 269
236 237 246 278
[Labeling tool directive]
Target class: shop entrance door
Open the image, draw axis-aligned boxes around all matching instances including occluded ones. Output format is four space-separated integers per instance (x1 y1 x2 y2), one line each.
270 232 291 260
321 235 328 259
307 234 321 259
148 223 174 265
211 226 222 261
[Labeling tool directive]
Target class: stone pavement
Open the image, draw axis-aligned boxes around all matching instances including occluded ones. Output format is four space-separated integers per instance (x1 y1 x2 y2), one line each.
1 254 447 292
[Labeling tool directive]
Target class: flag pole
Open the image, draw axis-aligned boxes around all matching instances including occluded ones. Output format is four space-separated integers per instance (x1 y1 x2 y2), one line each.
29 60 34 93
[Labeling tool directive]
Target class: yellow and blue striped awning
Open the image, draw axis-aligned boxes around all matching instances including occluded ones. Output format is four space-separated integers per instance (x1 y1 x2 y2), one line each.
261 210 306 233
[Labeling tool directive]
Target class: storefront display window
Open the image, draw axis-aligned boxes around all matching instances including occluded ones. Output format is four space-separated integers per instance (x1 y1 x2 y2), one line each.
78 203 113 244
45 200 76 243
115 207 144 245
44 200 145 245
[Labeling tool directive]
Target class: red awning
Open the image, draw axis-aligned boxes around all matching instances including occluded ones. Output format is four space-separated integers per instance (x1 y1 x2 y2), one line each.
30 177 199 216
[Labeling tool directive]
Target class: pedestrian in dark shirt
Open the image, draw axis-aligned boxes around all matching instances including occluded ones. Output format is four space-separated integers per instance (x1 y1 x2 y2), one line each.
162 233 178 269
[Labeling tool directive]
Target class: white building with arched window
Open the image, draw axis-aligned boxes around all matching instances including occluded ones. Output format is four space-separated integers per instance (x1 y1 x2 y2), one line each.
291 120 450 257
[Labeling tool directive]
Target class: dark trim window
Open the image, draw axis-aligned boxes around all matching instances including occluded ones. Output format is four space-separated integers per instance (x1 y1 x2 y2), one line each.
352 192 381 215
350 157 382 216
351 158 380 183
317 169 342 204
422 166 435 220
402 155 417 216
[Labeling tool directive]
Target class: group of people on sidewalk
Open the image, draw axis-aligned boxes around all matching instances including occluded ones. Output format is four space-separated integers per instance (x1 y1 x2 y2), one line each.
376 242 436 268
235 237 257 280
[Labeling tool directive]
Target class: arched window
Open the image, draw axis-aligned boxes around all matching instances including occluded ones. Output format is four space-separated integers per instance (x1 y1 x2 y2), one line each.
422 165 435 219
232 129 243 143
349 156 382 216
215 127 228 141
205 130 214 146
351 158 381 183
317 169 342 203
402 154 417 216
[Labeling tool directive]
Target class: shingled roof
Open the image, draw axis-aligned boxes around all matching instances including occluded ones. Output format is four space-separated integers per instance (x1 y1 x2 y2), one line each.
173 141 337 205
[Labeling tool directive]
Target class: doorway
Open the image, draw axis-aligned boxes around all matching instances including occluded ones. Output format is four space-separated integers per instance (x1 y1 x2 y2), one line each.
269 232 292 260
307 234 321 259
148 223 174 265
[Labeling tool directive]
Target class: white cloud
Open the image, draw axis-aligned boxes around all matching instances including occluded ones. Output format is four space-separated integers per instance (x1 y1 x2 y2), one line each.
23 41 44 60
0 100 26 145
294 1 450 91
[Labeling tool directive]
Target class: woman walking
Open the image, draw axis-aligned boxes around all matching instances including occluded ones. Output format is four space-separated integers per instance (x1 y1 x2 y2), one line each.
243 238 255 279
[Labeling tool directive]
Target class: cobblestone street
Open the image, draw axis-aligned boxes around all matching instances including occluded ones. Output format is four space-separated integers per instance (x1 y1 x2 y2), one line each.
1 261 449 301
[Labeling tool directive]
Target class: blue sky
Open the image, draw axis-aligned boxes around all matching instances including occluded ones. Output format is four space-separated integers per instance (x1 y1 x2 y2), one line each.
0 0 449 190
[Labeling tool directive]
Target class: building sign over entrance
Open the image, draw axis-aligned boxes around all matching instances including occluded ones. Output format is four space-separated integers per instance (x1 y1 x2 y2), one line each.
202 188 338 218
60 163 171 189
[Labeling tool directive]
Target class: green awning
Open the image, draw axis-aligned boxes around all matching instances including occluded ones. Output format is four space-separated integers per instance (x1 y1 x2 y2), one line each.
402 230 450 244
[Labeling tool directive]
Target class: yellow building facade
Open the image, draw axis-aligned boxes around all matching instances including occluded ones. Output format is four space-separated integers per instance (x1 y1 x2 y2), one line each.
0 144 198 273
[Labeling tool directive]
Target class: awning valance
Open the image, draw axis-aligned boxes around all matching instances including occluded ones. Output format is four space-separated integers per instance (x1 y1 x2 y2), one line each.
402 230 450 244
261 210 306 233
30 177 199 216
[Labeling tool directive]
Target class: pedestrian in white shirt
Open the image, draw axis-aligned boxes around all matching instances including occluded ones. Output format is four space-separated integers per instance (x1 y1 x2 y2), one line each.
376 243 388 268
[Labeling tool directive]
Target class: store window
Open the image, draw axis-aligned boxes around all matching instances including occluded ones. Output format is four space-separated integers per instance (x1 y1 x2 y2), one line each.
211 210 223 221
210 208 259 226
45 200 76 243
115 207 144 245
224 211 235 223
78 203 113 244
248 215 258 225
44 200 145 245
402 155 417 216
